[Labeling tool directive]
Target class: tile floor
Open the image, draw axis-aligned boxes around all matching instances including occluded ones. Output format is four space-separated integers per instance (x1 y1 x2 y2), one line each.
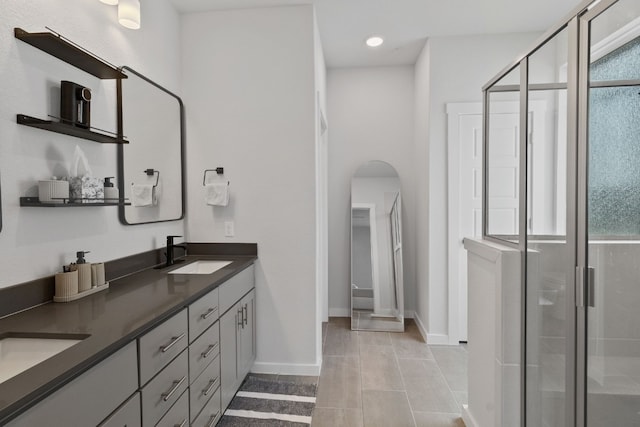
312 317 468 427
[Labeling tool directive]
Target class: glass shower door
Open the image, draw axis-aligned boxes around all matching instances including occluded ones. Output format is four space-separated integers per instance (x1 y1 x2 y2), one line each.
580 0 640 424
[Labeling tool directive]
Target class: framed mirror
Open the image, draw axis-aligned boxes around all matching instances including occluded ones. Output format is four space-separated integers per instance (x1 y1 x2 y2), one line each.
351 160 404 332
117 66 185 225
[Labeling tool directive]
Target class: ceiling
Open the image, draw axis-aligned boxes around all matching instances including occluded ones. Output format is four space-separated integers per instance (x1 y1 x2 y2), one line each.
169 0 585 67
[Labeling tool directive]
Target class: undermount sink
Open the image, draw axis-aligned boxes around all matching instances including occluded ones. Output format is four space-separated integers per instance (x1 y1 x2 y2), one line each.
0 334 87 384
168 260 232 275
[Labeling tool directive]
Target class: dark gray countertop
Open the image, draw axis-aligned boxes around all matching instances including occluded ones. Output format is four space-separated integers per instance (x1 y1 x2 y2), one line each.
0 254 256 425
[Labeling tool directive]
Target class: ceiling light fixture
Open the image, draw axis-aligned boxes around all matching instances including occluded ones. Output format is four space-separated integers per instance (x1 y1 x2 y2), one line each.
118 0 141 30
99 0 119 5
366 36 384 48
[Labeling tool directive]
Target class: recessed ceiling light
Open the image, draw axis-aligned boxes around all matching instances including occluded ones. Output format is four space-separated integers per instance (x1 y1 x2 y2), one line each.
366 36 384 48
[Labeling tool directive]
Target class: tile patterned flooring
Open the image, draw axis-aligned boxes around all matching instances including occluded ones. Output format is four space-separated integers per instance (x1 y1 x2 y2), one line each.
312 317 468 427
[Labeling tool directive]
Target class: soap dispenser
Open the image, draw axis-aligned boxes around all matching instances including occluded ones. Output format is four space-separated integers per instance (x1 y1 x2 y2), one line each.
76 251 92 293
103 177 119 202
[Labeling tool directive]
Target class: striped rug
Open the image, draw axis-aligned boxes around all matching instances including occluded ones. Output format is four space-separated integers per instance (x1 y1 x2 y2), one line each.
218 376 317 426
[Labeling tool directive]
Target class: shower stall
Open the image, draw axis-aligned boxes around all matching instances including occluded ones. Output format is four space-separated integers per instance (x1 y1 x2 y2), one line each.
482 0 640 425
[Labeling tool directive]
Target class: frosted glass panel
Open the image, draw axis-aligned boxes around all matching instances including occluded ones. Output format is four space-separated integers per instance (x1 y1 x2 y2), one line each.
588 38 640 235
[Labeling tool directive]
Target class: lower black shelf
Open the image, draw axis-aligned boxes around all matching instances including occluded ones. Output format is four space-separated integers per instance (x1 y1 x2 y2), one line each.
17 114 128 144
20 197 131 207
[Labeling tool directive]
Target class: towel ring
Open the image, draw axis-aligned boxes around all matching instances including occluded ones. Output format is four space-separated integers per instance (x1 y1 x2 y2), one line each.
203 168 227 186
134 169 160 188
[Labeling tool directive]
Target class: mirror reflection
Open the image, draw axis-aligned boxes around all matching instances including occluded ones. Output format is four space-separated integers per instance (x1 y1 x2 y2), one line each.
117 66 185 225
351 160 404 332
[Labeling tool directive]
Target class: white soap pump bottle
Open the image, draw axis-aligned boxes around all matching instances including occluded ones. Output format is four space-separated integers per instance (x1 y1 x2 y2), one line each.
103 177 119 202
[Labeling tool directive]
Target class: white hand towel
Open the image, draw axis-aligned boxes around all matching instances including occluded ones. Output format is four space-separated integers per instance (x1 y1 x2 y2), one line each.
131 184 154 207
205 182 229 206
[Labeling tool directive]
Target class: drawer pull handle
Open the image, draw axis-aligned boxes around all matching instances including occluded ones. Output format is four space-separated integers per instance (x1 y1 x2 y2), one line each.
201 306 218 319
243 303 248 327
174 419 187 427
202 342 219 359
160 333 185 353
161 375 186 402
237 308 243 327
205 411 220 427
203 376 220 396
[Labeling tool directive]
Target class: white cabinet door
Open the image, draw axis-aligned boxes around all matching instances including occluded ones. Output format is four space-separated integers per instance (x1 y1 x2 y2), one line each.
238 289 255 379
220 301 240 411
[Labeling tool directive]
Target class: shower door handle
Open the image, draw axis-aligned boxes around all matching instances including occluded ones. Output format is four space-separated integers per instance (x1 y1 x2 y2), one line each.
586 266 595 308
576 266 595 308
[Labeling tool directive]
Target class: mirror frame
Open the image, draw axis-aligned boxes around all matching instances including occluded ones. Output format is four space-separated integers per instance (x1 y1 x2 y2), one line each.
116 66 185 225
350 160 404 332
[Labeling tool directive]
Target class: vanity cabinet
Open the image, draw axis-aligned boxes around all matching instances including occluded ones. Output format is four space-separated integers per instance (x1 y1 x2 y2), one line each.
7 341 138 427
4 262 255 427
220 266 256 411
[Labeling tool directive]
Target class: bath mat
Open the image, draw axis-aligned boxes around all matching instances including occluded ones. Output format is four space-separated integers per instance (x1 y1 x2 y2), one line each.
218 376 317 426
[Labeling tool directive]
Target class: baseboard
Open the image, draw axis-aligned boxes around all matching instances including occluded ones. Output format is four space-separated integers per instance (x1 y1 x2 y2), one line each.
413 312 428 342
328 308 349 317
462 404 480 427
251 361 322 376
426 333 451 345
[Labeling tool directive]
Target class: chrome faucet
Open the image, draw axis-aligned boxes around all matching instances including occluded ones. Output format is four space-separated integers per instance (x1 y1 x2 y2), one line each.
165 235 186 268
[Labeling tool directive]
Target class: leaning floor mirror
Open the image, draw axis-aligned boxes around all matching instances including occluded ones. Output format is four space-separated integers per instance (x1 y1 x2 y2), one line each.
351 160 404 332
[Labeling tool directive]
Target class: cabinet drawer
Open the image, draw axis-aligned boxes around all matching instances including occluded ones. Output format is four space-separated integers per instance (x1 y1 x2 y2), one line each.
154 388 188 427
189 287 219 343
138 309 188 386
219 264 254 315
99 392 141 427
191 386 221 427
8 341 138 427
190 353 221 422
140 350 188 427
189 321 220 383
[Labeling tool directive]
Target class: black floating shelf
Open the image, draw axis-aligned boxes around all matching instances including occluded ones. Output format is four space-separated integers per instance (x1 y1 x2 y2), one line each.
14 28 126 80
20 197 131 207
17 114 128 144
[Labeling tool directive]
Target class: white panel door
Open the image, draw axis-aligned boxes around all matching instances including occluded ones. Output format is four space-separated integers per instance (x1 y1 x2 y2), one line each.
487 112 521 236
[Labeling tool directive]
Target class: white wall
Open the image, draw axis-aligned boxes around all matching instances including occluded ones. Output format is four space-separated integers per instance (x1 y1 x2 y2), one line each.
415 33 540 341
0 0 183 288
181 6 321 375
327 66 416 317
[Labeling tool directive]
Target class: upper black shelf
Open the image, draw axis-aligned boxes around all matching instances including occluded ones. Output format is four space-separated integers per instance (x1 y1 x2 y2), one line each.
17 114 128 144
14 28 126 80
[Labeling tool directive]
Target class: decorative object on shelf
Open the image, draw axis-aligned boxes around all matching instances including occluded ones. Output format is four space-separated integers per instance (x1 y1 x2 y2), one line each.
38 179 69 204
103 177 119 201
60 81 92 129
118 0 141 30
68 146 104 203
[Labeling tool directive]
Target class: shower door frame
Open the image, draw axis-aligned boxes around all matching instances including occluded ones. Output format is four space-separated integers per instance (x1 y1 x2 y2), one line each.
481 0 638 425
